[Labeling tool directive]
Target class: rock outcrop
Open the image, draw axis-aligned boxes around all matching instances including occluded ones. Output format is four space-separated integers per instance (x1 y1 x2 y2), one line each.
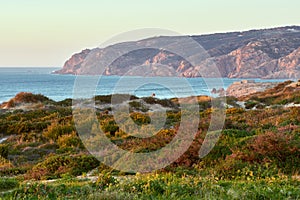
226 80 279 98
236 80 300 104
54 26 300 79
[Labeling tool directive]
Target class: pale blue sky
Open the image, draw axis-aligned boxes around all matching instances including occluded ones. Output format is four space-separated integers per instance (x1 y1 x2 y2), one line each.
0 0 299 67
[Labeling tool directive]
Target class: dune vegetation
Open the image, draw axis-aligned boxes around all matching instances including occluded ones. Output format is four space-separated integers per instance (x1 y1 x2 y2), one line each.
0 82 300 199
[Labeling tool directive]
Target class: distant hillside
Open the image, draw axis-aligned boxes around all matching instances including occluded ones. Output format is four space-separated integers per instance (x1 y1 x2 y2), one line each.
54 26 300 79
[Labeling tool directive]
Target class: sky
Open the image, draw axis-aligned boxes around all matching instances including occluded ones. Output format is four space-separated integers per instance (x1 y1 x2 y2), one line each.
0 0 299 67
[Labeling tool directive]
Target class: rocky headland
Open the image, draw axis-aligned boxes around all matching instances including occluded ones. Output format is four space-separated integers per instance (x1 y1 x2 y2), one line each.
54 26 300 79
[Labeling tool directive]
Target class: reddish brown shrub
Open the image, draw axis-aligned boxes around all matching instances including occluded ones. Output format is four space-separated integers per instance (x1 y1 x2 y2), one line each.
14 92 50 104
248 132 295 161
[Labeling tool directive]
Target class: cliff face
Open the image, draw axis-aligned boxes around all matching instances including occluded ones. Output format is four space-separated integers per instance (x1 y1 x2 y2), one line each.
54 26 300 78
55 49 91 74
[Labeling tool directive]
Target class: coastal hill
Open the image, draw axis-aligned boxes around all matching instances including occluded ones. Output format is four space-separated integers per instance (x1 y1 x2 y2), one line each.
54 26 300 78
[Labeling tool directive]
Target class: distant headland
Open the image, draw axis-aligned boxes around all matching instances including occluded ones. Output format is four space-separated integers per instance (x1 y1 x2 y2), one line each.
54 26 300 79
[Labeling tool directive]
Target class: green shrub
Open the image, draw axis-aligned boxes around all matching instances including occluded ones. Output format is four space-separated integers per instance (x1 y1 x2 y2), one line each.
0 144 8 159
202 144 232 163
214 156 281 180
57 131 84 149
55 98 72 107
0 155 13 171
0 178 19 191
95 172 118 189
27 154 100 180
245 101 257 109
129 101 149 112
95 94 138 104
0 166 29 176
43 122 75 141
7 182 95 199
142 97 175 107
100 120 119 135
130 112 151 125
223 129 254 138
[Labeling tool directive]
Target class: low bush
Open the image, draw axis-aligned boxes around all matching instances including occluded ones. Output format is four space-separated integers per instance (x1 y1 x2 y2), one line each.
246 131 300 173
226 108 245 115
0 166 29 176
0 144 8 159
0 178 19 191
94 172 118 190
214 155 282 180
26 154 100 180
57 131 84 149
0 155 13 171
100 120 119 135
249 132 298 160
130 112 151 125
222 129 254 138
245 101 257 109
43 122 75 141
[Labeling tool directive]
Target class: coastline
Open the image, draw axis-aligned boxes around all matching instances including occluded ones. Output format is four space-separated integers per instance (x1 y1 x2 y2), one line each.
0 67 293 105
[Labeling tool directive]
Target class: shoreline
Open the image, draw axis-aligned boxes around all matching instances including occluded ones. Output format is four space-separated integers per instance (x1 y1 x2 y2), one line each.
0 79 291 106
0 67 292 104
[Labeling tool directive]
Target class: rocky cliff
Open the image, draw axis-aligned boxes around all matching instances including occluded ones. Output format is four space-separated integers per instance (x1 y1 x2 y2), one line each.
54 26 300 78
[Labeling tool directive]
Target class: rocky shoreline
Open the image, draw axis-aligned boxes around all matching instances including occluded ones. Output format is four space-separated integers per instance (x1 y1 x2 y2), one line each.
3 79 300 113
226 80 279 98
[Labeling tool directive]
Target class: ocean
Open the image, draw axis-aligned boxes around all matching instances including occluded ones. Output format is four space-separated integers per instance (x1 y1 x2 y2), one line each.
0 67 288 103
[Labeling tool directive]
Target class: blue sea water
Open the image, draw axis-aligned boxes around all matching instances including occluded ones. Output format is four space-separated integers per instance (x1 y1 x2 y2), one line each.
0 67 289 103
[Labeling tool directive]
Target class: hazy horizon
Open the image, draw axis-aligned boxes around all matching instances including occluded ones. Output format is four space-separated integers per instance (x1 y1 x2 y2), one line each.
1 0 299 67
